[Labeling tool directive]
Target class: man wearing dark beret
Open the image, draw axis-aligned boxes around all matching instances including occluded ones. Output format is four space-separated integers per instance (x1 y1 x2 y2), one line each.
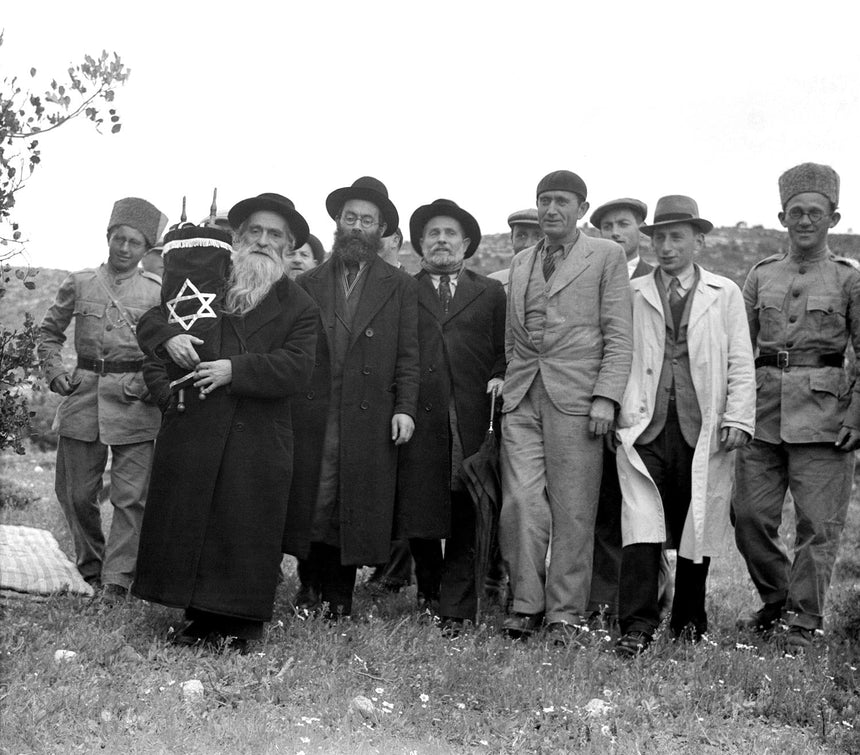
499 170 633 643
283 176 420 620
396 199 506 633
39 198 168 600
734 162 860 652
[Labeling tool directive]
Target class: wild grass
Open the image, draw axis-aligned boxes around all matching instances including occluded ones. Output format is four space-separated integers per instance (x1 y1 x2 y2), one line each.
2 448 859 754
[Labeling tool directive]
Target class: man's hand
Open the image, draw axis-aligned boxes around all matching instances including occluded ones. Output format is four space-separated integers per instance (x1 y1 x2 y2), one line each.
50 373 78 396
165 334 204 370
720 426 751 452
487 378 504 398
589 396 616 438
391 413 415 445
193 359 232 398
835 426 860 452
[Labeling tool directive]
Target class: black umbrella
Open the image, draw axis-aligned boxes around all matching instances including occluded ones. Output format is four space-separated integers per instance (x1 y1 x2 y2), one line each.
460 386 502 623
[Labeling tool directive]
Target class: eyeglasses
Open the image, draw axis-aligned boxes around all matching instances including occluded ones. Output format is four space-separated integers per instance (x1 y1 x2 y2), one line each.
341 212 380 229
110 234 146 251
786 208 828 225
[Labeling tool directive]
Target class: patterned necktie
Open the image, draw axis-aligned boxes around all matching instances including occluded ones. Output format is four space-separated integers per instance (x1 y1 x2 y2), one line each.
346 262 359 289
668 276 681 305
543 246 561 281
439 274 452 314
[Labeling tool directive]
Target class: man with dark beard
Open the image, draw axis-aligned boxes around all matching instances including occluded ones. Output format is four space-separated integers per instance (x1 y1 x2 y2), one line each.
283 176 420 620
132 193 318 651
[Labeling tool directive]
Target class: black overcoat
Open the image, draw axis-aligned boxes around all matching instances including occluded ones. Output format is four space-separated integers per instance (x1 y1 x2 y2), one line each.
282 255 419 565
396 269 506 539
132 277 318 621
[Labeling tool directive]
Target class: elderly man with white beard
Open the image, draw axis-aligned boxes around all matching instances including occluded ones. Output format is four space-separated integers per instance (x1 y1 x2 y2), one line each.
132 193 319 652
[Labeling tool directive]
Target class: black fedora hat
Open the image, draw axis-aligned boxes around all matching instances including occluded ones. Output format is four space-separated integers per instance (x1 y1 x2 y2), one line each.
228 193 310 248
640 195 713 237
409 198 482 259
325 176 399 237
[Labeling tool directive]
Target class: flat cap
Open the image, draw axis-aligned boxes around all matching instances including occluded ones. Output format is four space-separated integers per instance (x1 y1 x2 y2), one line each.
507 208 540 228
589 198 647 229
536 170 587 202
779 162 840 208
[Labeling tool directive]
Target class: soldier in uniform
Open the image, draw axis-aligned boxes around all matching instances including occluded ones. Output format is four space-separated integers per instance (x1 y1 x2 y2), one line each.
39 197 168 598
734 162 860 652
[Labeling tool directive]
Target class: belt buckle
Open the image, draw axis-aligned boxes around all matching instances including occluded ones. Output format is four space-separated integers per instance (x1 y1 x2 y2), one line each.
95 357 106 376
777 350 789 369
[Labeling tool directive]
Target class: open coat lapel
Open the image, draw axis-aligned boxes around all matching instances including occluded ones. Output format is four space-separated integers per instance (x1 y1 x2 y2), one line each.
300 264 337 354
445 269 483 323
548 235 592 298
349 256 396 348
688 265 719 331
241 279 285 341
416 270 445 323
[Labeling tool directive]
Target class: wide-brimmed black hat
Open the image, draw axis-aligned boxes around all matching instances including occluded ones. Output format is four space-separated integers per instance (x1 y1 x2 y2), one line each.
589 197 648 229
227 193 310 248
409 198 481 259
640 195 713 236
325 176 399 237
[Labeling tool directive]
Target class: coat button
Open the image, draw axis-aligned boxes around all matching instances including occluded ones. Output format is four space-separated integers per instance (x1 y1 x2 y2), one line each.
428 366 435 372
789 315 797 323
786 341 794 348
793 289 801 297
365 328 374 337
307 391 315 399
828 306 835 313
424 404 432 412
235 422 245 432
360 400 369 410
314 359 321 366
646 368 653 375
799 267 807 275
362 367 371 375
105 324 113 331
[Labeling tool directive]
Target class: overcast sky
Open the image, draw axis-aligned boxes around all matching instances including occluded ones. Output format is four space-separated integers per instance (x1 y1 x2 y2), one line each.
3 1 860 272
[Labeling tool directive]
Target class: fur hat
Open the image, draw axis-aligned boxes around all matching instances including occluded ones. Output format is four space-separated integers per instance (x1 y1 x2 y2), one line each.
589 198 648 229
779 163 840 208
536 170 587 203
325 176 399 238
507 209 540 229
107 198 168 248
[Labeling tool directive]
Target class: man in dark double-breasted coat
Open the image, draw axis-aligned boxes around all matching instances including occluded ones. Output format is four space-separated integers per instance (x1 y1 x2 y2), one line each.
132 193 318 649
283 176 419 618
397 199 506 630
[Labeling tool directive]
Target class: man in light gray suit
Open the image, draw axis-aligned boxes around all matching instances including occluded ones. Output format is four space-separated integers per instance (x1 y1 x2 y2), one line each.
499 170 633 644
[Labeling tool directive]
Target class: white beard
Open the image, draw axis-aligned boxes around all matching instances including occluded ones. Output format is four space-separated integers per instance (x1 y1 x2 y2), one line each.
224 248 285 315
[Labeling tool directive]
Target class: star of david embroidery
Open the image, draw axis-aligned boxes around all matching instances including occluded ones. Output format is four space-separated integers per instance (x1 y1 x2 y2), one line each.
165 278 218 331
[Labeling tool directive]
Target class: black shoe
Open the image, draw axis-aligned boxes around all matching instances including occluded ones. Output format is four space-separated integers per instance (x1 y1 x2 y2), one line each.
615 630 652 658
672 621 706 644
416 593 440 616
294 584 321 612
502 612 543 640
546 621 585 648
737 601 785 633
784 625 815 654
440 617 465 638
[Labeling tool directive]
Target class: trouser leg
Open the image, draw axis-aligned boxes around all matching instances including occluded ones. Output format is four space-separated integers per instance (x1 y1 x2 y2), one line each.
314 542 357 617
587 445 623 616
102 441 153 589
785 443 853 629
500 384 550 617
733 440 790 604
618 543 661 634
409 538 442 601
670 556 711 635
55 436 109 584
372 539 413 587
544 411 602 624
184 607 264 640
439 491 477 621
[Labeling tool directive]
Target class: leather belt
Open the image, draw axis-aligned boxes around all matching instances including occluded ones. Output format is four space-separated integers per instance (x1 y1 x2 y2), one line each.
755 351 843 369
77 356 144 375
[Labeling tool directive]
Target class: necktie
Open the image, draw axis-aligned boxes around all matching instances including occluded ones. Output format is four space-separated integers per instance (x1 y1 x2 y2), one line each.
543 246 561 281
668 276 681 305
346 263 359 289
439 274 452 314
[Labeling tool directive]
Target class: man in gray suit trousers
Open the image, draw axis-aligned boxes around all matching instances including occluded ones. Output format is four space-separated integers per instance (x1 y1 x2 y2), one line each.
499 170 633 644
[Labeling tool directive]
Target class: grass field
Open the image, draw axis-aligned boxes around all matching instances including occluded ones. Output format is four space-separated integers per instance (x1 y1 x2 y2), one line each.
2 447 860 754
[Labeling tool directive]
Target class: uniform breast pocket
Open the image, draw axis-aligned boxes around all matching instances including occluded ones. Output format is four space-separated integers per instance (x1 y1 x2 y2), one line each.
73 300 105 320
754 293 784 339
806 295 846 341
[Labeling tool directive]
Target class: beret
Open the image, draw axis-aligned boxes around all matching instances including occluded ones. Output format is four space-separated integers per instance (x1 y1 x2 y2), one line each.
536 170 587 202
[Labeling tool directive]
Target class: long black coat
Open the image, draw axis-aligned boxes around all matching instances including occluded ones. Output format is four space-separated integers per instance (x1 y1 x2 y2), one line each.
132 277 318 621
396 269 506 539
283 255 419 565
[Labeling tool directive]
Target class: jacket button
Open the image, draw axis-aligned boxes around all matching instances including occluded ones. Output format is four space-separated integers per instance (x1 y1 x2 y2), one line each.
793 289 801 297
799 267 807 275
789 315 797 323
235 422 245 432
424 404 432 412
365 328 374 337
640 406 646 413
307 391 315 399
314 359 321 366
786 341 794 348
105 324 113 331
646 368 653 375
362 367 371 375
828 306 835 313
428 366 435 372
360 400 369 410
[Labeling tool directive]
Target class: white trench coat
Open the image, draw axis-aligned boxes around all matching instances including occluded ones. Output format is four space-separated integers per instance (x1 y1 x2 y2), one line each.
615 266 755 562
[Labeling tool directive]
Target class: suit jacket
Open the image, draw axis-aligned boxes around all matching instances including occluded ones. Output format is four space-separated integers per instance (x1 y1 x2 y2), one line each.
283 254 420 565
504 235 633 414
396 268 506 539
